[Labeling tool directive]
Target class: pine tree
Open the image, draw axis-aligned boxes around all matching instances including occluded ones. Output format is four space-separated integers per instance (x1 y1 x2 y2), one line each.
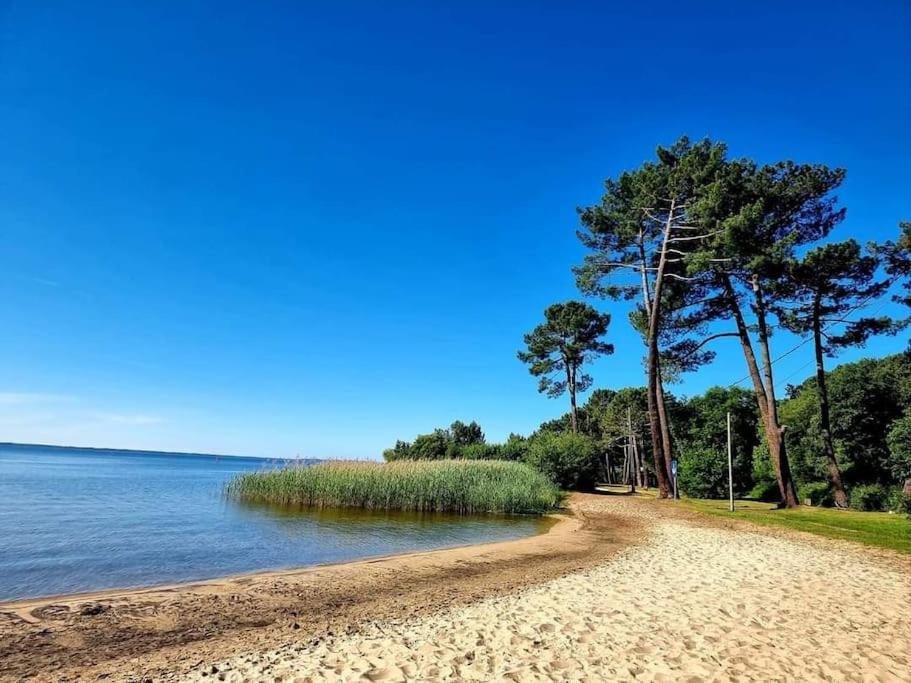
518 301 613 434
575 137 726 496
772 240 895 507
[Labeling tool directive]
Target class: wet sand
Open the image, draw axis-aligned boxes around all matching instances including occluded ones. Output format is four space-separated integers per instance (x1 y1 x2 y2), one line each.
2 493 910 681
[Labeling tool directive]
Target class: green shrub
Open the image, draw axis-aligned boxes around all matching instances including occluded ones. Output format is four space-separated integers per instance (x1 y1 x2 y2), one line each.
749 478 781 502
523 431 599 490
382 440 413 461
886 416 911 484
850 483 890 512
678 448 727 499
227 459 563 514
883 486 910 514
798 481 834 507
749 442 780 501
499 434 529 462
459 443 503 460
409 430 451 459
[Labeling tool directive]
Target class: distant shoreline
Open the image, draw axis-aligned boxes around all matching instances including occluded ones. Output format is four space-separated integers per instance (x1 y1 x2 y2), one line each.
0 441 311 462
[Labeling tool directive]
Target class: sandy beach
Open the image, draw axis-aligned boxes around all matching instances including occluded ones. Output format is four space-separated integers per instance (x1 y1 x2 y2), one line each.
2 493 910 682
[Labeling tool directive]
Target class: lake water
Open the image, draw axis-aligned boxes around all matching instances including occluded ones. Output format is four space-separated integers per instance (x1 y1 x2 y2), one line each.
0 444 547 602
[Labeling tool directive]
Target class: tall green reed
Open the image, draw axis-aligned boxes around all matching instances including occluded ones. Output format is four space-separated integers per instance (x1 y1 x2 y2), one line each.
226 459 563 514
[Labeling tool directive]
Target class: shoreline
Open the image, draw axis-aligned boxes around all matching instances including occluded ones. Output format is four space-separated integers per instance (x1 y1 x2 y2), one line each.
0 514 560 612
3 493 910 681
0 494 642 682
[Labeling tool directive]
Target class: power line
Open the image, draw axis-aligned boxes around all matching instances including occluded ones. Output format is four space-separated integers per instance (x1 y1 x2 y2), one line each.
727 293 889 389
772 298 892 396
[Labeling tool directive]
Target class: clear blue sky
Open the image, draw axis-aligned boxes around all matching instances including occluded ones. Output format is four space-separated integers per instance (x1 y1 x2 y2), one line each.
1 1 909 457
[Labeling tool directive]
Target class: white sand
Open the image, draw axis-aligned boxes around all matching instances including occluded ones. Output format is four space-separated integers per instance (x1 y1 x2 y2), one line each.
182 497 911 682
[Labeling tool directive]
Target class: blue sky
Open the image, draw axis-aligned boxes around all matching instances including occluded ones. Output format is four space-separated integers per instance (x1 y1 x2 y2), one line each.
1 1 909 457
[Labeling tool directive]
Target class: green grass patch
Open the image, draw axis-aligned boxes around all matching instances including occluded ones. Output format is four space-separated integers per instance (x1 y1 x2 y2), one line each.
227 459 564 514
682 497 911 555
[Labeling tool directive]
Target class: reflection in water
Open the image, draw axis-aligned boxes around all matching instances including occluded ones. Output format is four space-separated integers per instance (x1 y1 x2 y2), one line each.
0 444 549 601
233 498 554 547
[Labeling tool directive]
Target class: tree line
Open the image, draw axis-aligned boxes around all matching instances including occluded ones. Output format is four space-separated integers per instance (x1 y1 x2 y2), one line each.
383 137 910 512
383 351 911 512
535 352 911 511
383 420 600 491
516 136 911 509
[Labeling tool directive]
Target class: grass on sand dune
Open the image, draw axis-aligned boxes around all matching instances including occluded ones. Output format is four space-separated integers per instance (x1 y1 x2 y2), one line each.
228 459 564 514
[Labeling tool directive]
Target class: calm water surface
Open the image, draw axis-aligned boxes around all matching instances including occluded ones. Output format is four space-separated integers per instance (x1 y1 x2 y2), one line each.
0 444 547 602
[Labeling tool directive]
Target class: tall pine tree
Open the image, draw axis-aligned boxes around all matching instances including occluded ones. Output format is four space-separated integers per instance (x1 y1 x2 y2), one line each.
575 137 727 496
685 158 847 507
772 240 895 507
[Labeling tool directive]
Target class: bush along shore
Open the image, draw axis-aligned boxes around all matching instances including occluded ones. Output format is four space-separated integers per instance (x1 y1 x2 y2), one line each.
227 459 564 515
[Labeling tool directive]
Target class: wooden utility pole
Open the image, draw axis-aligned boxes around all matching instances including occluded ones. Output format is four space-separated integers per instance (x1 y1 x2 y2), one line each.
627 406 641 490
632 433 643 488
727 411 735 512
621 442 630 492
627 433 636 494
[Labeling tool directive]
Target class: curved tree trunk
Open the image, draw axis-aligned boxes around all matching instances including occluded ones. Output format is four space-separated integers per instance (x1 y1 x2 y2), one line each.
655 363 675 483
812 300 850 508
751 277 800 508
644 200 677 495
567 364 578 434
647 372 671 497
636 234 670 496
723 275 800 508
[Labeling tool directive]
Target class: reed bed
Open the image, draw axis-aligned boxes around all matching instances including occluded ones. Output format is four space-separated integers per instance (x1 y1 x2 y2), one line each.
227 459 564 514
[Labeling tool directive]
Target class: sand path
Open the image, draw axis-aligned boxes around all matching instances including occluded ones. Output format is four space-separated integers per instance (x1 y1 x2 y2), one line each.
180 495 911 682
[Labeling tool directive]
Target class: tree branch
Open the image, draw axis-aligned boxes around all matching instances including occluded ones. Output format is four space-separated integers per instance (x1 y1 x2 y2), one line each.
600 261 645 271
688 332 741 354
667 229 724 242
